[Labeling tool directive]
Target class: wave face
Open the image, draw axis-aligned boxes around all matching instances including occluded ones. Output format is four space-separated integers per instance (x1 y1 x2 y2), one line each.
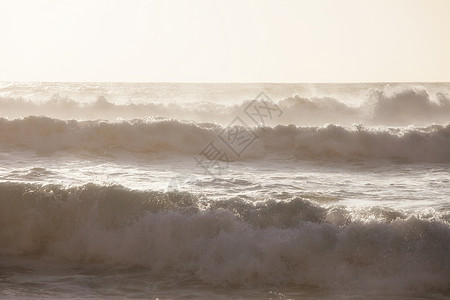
1 116 450 162
1 85 450 126
0 182 448 292
0 116 217 155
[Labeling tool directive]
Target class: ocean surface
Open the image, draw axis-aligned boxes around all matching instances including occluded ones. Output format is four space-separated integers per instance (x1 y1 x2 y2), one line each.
0 82 449 299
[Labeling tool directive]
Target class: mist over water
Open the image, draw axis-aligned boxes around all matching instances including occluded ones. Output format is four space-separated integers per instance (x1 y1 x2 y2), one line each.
0 82 449 299
1 83 450 126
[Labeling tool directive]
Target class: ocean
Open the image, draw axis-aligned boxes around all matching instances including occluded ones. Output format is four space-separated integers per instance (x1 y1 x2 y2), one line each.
0 82 449 299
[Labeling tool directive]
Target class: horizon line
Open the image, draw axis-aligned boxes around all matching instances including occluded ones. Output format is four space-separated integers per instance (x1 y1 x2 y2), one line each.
1 80 450 84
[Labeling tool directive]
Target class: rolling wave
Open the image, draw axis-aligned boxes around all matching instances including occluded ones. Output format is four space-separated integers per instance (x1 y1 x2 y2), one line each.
0 182 448 291
0 116 449 162
1 86 449 126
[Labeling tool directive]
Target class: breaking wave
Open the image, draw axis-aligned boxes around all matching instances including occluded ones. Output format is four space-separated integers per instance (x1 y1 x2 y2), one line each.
0 116 449 162
1 86 449 126
0 182 448 292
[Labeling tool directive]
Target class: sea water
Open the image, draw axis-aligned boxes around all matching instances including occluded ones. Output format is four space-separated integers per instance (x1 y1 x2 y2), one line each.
0 82 449 299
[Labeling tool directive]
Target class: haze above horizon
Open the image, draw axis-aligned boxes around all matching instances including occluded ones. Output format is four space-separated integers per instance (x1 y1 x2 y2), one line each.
1 0 449 83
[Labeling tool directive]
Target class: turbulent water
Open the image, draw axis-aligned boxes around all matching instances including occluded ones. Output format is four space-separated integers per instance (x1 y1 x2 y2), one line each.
0 82 449 299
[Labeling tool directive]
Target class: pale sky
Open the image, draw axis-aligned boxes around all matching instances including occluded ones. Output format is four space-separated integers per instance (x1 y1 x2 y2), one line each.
0 0 449 82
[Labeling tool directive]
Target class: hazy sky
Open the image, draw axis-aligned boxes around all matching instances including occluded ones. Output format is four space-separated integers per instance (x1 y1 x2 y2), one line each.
0 0 449 82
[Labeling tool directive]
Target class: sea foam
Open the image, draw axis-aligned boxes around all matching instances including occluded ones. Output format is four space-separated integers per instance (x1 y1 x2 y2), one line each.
0 116 449 162
0 183 448 292
1 86 449 126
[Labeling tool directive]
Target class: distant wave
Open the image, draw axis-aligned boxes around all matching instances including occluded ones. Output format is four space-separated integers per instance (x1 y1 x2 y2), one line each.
1 116 449 162
280 86 450 126
0 182 448 291
1 86 449 126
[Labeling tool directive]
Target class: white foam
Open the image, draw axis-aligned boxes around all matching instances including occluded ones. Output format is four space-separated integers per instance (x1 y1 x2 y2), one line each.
0 183 448 292
0 116 449 162
1 85 449 126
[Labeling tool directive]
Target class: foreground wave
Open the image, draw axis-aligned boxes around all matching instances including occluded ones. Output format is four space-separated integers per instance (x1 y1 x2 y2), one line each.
1 116 450 162
0 182 449 292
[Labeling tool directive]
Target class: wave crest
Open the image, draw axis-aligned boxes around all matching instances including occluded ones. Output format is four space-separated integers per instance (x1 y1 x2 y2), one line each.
1 116 449 162
0 183 448 291
1 85 450 126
